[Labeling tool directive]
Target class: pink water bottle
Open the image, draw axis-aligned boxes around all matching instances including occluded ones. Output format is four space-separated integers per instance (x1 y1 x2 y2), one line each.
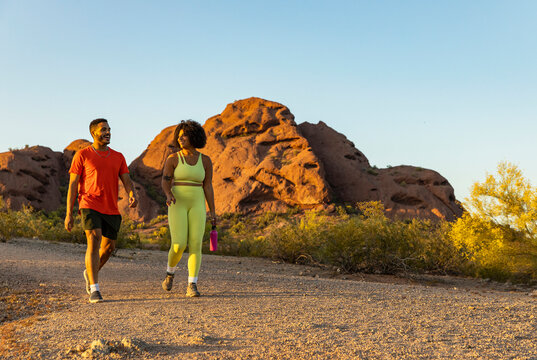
210 225 218 251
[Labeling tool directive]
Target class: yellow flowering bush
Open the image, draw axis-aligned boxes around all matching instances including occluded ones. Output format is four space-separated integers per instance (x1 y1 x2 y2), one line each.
450 162 537 282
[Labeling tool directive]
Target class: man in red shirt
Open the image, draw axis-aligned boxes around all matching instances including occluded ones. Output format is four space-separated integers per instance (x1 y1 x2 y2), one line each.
64 118 138 303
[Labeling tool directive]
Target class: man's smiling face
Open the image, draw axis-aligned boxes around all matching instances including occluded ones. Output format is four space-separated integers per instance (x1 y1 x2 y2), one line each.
92 121 111 145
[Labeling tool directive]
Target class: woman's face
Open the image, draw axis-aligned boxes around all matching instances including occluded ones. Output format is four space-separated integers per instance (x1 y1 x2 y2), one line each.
178 129 192 149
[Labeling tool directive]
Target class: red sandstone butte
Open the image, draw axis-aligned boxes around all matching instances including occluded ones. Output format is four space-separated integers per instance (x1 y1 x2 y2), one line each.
298 121 463 220
0 146 65 211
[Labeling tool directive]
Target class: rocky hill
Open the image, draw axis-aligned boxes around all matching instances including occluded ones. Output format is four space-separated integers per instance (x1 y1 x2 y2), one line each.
298 121 462 220
204 98 332 213
0 97 463 221
0 146 65 212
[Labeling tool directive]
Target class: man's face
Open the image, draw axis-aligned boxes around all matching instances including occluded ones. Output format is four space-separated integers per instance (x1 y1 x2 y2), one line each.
92 122 111 144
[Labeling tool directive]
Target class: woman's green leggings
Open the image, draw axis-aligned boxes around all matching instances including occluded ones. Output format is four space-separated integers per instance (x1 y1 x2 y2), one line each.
167 185 206 278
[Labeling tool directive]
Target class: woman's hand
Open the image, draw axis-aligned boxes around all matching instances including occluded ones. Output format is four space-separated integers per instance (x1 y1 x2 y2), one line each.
166 194 176 207
210 213 217 226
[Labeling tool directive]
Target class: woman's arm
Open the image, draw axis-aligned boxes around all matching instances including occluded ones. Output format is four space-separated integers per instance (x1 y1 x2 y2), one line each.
162 154 178 207
202 154 216 225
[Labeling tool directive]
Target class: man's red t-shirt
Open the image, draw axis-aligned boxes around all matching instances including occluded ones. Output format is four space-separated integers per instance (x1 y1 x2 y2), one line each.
69 146 129 215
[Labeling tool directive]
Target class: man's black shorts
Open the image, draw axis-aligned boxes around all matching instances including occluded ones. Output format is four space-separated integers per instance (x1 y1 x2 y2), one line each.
80 208 122 240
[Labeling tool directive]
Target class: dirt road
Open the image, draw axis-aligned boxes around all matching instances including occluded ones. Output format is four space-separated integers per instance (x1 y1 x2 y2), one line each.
1 238 537 359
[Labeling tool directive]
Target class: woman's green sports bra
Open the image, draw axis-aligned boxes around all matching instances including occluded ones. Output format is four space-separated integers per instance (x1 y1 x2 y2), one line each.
173 152 205 184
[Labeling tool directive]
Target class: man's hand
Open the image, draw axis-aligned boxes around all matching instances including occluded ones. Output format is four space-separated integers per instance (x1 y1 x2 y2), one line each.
64 213 74 232
128 194 138 208
120 174 138 209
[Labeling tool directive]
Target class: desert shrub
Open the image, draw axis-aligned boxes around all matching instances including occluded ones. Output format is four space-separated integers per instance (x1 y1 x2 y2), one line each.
211 216 264 256
256 211 280 228
151 226 171 250
36 211 86 243
149 214 168 226
218 212 241 221
0 207 27 241
466 161 537 239
366 167 379 176
214 230 269 257
211 211 280 256
450 162 537 282
229 220 246 235
116 218 141 249
286 206 301 216
0 196 140 248
449 213 537 282
265 202 464 275
136 222 147 229
0 203 86 243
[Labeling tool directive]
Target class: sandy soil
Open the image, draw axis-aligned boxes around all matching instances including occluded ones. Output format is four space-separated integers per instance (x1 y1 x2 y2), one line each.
2 238 537 359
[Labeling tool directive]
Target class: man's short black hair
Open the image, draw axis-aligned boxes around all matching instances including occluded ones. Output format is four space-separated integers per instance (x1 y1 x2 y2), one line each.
89 118 108 134
173 120 207 149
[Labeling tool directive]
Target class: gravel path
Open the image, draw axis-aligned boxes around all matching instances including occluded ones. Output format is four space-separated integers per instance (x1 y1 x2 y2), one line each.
2 238 537 359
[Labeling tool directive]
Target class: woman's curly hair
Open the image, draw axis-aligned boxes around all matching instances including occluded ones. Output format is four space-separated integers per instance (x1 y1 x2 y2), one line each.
172 120 207 149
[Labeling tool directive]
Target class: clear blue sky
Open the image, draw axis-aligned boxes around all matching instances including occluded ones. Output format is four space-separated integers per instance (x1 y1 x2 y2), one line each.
1 0 536 202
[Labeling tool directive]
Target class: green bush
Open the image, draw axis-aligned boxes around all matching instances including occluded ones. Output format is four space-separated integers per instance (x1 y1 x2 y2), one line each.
116 218 141 249
265 202 464 275
256 211 279 228
0 205 87 243
149 214 168 226
0 196 139 248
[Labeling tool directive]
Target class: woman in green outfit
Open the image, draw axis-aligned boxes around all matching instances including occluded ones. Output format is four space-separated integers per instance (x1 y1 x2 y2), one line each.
161 120 216 297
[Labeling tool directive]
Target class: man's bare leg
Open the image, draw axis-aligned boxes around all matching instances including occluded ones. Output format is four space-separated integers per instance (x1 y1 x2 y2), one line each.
85 229 102 285
99 236 115 270
85 229 105 302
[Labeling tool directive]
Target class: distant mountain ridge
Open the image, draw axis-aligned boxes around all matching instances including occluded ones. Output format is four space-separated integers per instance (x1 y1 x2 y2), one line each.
0 97 463 221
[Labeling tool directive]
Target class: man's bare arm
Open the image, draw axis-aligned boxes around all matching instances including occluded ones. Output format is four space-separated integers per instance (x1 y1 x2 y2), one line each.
64 173 80 231
120 173 138 208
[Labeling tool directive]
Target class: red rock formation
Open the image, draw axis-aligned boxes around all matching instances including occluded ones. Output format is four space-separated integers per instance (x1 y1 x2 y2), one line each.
298 121 463 220
376 166 462 220
298 121 372 202
0 146 65 211
204 97 331 213
63 139 91 169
